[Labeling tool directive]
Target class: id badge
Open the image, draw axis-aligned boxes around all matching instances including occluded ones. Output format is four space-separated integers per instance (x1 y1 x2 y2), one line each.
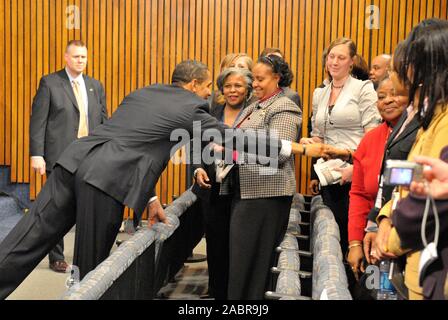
418 242 438 287
374 177 384 209
391 190 400 211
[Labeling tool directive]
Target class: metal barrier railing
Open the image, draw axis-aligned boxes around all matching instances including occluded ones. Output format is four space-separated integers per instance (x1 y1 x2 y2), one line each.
61 190 351 300
310 196 351 300
266 193 312 300
266 194 352 300
60 189 197 300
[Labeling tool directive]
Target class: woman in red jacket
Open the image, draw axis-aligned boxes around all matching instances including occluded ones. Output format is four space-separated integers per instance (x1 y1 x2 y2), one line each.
347 77 409 274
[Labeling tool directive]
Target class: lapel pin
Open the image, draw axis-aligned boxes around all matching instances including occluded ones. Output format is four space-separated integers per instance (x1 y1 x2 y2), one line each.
89 88 94 91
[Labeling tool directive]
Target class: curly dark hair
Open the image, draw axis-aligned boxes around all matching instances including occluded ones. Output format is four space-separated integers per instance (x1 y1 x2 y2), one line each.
258 55 294 87
399 19 448 130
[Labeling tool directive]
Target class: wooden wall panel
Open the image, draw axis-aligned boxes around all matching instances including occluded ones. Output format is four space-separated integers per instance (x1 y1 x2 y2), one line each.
0 0 5 165
0 0 447 213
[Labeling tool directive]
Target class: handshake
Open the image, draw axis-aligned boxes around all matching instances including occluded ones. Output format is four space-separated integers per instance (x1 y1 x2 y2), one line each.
291 142 326 158
299 137 355 188
298 137 353 161
210 140 328 158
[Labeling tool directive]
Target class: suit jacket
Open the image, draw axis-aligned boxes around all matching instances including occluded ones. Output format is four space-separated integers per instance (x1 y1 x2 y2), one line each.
56 84 286 221
311 76 380 150
367 110 420 222
30 69 108 170
192 101 248 202
220 92 301 199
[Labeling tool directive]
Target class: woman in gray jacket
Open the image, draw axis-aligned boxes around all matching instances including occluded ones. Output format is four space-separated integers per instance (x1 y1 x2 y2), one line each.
223 55 301 299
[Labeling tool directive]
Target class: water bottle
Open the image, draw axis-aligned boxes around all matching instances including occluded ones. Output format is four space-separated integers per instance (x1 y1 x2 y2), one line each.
377 260 397 300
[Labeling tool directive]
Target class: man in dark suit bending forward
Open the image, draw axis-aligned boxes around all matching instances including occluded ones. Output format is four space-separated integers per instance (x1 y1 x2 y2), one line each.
0 60 300 299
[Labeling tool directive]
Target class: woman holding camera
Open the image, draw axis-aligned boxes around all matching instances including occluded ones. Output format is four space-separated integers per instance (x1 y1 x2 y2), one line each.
374 19 448 300
393 147 448 300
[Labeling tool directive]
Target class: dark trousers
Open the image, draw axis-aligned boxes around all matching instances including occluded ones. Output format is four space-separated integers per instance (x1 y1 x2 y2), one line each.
0 166 76 299
0 165 124 299
227 196 292 300
202 194 232 300
321 183 351 256
46 170 65 264
73 159 124 279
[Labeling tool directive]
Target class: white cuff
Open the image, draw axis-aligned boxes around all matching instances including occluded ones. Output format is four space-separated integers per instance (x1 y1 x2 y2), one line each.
31 156 44 160
148 196 158 204
193 168 201 179
279 140 292 158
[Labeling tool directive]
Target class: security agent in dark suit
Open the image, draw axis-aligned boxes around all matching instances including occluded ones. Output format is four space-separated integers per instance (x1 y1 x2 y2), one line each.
0 60 311 299
29 40 107 273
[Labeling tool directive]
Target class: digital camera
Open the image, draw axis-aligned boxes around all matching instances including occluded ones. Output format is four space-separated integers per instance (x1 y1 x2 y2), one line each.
383 160 423 187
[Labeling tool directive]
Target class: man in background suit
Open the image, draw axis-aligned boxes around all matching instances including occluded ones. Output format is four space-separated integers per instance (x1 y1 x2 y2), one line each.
29 40 108 273
369 54 392 90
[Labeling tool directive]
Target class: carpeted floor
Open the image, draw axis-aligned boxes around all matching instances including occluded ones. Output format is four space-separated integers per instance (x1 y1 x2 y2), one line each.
0 194 25 243
6 227 209 300
0 166 30 243
156 247 209 300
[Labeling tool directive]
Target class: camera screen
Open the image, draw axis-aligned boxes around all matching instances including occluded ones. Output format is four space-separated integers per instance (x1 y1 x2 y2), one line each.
389 167 413 185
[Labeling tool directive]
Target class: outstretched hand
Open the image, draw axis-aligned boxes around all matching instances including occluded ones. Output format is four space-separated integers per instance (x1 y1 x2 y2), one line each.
195 168 211 189
293 142 325 158
322 145 350 161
